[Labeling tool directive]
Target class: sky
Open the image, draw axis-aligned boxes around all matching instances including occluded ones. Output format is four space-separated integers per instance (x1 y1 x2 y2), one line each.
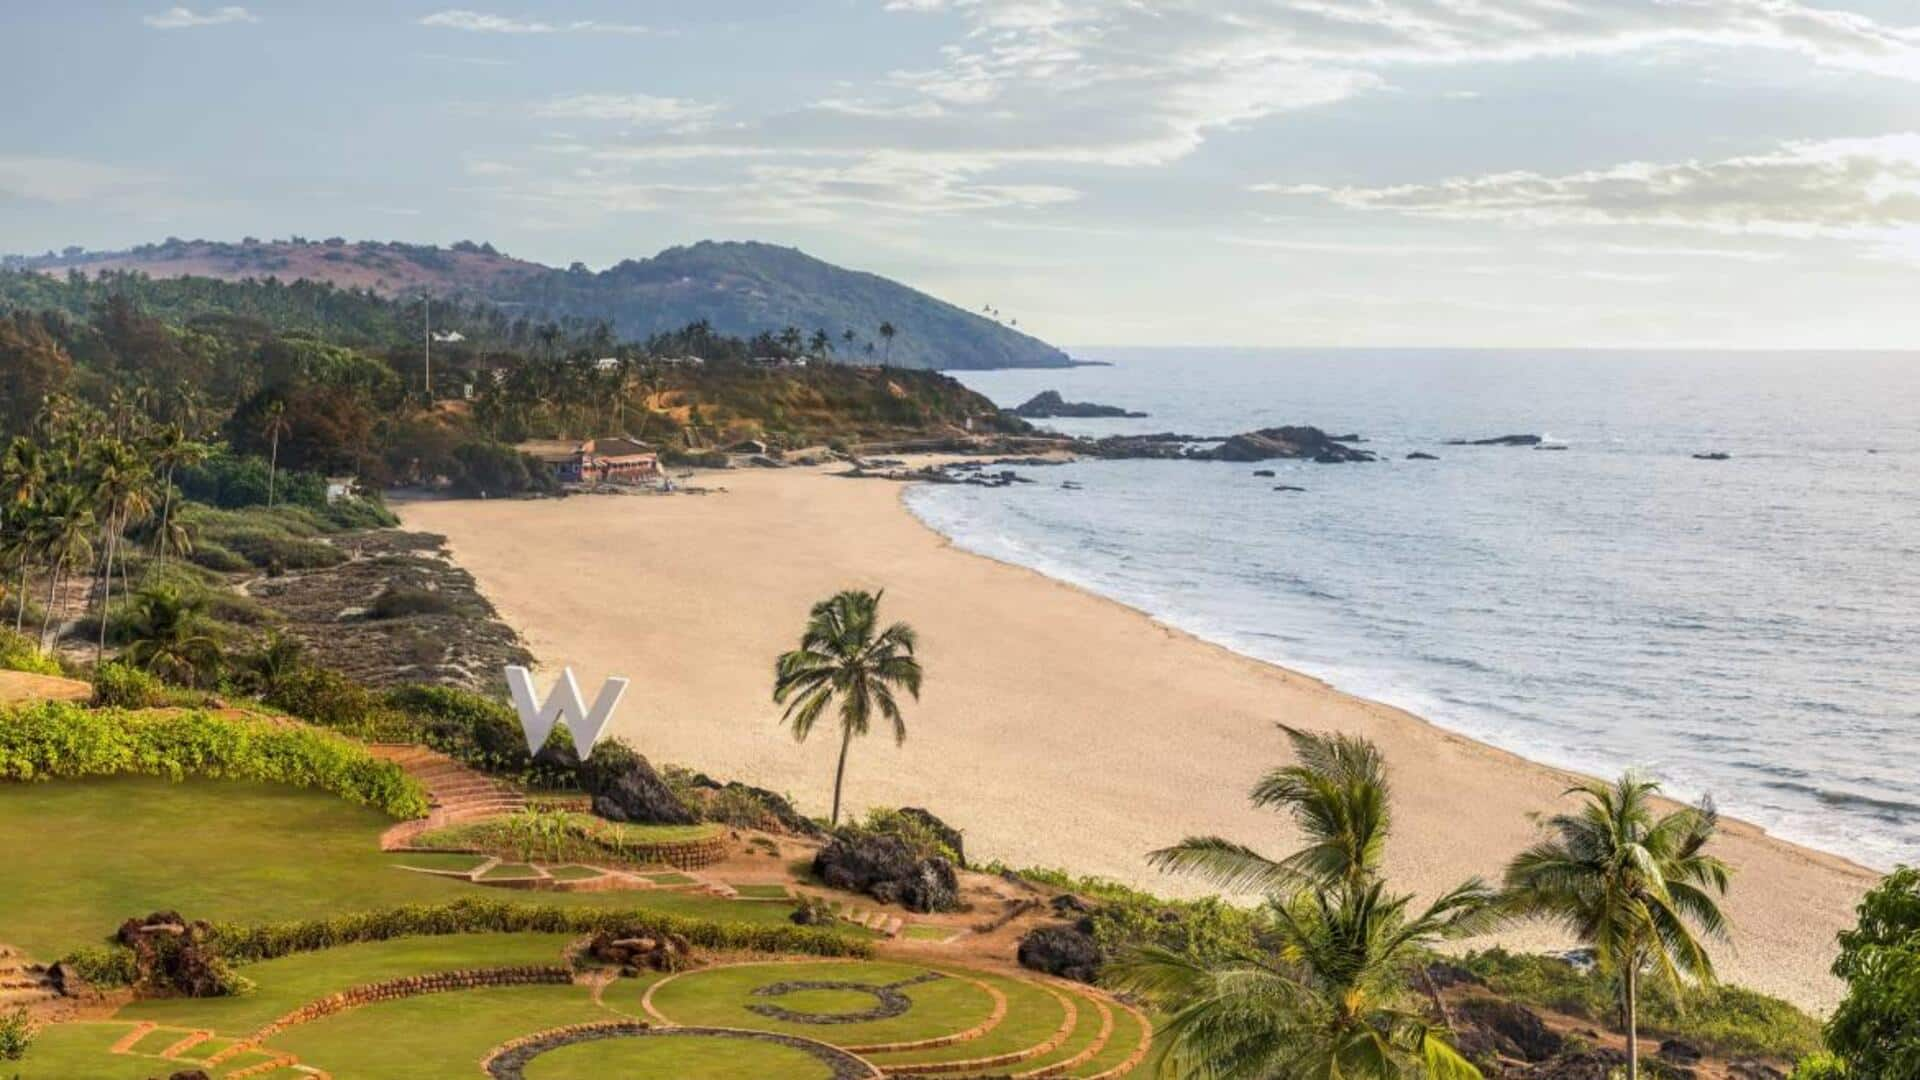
3 1 1920 349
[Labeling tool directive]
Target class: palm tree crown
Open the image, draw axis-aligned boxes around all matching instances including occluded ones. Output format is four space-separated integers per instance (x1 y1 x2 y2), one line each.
1119 727 1495 1080
1502 774 1732 1080
771 589 923 826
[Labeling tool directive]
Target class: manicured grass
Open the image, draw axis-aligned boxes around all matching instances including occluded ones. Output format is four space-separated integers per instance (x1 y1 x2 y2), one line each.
643 961 998 1048
478 862 541 881
123 933 577 1033
546 865 604 882
901 924 961 942
272 983 611 1079
0 778 817 960
523 1032 839 1079
393 852 491 873
1075 1002 1153 1077
728 883 792 899
9 1021 189 1079
412 814 721 865
863 970 1066 1067
638 871 696 886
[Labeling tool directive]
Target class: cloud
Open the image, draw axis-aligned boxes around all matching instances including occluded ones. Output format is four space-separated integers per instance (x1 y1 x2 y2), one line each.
1265 134 1920 234
533 94 719 133
142 5 256 29
419 10 649 34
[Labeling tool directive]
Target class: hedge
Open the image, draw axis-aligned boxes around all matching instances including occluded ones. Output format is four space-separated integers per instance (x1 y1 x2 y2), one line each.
0 629 62 677
208 897 872 966
0 701 429 819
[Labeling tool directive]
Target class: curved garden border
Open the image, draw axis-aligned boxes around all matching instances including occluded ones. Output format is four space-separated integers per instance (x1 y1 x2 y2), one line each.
746 971 947 1025
481 1021 883 1080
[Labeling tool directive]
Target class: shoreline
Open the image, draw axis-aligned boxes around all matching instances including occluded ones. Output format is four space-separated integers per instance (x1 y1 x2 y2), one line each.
398 465 1878 1012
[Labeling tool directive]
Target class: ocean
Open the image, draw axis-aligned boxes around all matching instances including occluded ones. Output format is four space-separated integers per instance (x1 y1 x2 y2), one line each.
906 348 1920 871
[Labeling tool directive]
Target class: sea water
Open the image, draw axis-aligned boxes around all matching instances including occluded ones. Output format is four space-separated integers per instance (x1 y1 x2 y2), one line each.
907 348 1920 870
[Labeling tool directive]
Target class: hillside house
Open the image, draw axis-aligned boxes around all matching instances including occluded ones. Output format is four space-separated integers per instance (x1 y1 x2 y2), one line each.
520 437 663 485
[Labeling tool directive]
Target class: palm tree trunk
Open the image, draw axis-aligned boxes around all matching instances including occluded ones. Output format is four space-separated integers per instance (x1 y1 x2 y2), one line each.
1625 962 1639 1080
156 464 175 559
268 433 279 508
97 522 119 664
41 563 61 651
15 561 28 633
830 724 855 826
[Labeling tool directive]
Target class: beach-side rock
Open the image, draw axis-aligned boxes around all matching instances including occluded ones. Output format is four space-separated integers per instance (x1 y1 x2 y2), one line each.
583 744 699 826
1197 426 1376 463
1082 433 1210 459
1017 924 1104 983
1457 998 1562 1062
1515 1049 1627 1080
1447 434 1541 446
897 806 967 867
1011 390 1148 419
1050 893 1095 916
1407 451 1440 460
813 833 960 913
686 775 823 837
46 961 90 998
1329 433 1365 442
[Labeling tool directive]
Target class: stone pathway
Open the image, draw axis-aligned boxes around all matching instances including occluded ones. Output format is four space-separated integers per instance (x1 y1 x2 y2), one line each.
103 1019 331 1079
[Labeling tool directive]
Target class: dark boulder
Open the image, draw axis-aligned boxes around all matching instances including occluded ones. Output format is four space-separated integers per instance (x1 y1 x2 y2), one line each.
813 833 960 913
1457 997 1563 1063
583 743 698 826
1422 961 1483 990
1252 469 1275 477
1659 1039 1704 1065
1273 485 1307 492
1515 1049 1628 1080
897 806 966 867
1407 451 1440 460
46 961 89 998
1017 924 1104 983
1050 893 1095 916
1199 426 1376 463
585 929 693 973
789 897 835 926
1446 434 1541 446
1730 1060 1788 1080
1011 390 1148 419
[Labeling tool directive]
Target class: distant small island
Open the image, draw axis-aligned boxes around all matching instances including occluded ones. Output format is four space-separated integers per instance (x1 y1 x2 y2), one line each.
1010 390 1148 419
1446 434 1541 446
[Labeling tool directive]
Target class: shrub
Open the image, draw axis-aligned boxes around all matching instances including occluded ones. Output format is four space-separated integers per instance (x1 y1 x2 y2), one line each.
60 944 138 988
1792 1052 1848 1080
188 541 251 573
0 701 429 818
91 661 166 708
1826 866 1920 1077
0 629 60 676
0 1006 32 1061
369 585 459 620
383 683 575 786
204 897 870 966
844 807 960 864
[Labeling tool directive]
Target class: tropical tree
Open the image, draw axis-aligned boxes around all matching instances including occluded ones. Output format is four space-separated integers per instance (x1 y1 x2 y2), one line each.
121 585 223 685
148 424 209 561
809 328 831 360
0 439 46 628
1825 866 1920 1077
878 321 897 365
771 589 923 826
259 399 292 508
33 485 93 651
1502 775 1733 1080
1115 728 1494 1080
87 439 155 663
236 629 306 697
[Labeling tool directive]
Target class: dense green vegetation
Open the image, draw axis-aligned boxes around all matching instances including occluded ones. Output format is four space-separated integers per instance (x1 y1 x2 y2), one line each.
1821 866 1920 1078
0 701 428 817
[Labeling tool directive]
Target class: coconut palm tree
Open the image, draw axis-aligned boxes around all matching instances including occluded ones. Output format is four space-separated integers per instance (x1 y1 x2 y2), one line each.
878 321 897 366
1502 775 1732 1080
1 439 46 629
259 399 292 508
33 485 93 651
771 589 923 826
1115 728 1495 1080
237 629 305 697
121 584 223 686
147 424 209 562
87 440 154 663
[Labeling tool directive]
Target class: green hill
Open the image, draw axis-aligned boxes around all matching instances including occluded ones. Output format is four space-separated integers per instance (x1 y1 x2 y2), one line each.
8 238 1071 370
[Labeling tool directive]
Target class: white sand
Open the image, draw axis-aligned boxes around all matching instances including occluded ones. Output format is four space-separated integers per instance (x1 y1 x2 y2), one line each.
399 466 1876 1011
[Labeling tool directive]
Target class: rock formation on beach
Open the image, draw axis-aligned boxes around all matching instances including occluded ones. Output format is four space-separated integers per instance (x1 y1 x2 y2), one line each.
1196 426 1377 463
1010 390 1148 419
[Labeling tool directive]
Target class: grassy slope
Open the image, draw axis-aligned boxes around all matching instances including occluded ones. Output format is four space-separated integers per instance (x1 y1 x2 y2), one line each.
0 777 798 959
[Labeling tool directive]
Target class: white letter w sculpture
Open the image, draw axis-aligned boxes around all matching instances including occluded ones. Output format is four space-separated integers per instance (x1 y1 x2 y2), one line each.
505 666 629 756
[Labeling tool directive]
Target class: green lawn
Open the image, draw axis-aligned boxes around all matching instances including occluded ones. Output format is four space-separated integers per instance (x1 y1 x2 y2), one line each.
7 1022 185 1080
728 883 793 899
642 961 998 1048
478 862 541 881
121 933 577 1033
523 1032 840 1079
412 814 721 864
272 983 613 1078
0 778 830 960
393 852 492 874
862 970 1066 1066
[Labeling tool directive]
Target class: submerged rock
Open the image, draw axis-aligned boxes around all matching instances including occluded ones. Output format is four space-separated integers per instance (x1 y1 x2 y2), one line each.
1692 451 1731 461
1406 451 1440 460
1446 434 1541 446
1199 426 1376 463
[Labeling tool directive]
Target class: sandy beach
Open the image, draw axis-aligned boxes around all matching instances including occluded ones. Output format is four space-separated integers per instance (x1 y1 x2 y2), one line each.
399 465 1877 1011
